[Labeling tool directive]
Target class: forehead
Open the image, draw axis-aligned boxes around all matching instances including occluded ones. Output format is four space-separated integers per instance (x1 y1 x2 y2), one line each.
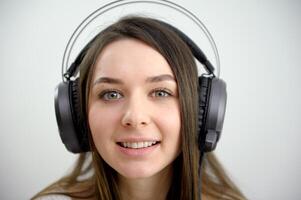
92 38 174 80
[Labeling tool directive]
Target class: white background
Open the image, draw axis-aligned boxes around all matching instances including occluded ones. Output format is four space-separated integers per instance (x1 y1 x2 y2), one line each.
1 0 300 199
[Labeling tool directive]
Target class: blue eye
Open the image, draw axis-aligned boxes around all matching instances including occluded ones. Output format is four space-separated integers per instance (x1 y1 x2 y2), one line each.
99 90 123 101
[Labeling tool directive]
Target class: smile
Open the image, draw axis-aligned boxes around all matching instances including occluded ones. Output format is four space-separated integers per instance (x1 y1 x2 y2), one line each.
117 141 160 149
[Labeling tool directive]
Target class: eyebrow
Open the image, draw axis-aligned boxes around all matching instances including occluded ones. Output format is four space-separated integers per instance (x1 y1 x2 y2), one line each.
93 74 176 87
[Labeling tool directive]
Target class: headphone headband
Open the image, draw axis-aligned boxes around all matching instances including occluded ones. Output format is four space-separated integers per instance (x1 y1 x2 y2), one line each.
62 0 221 81
64 19 215 80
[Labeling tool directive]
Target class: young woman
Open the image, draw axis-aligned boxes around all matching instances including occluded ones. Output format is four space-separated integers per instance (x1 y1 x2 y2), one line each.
32 16 246 200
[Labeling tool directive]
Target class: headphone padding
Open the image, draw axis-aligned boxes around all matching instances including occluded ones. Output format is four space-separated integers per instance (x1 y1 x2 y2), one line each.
198 76 211 152
70 78 90 152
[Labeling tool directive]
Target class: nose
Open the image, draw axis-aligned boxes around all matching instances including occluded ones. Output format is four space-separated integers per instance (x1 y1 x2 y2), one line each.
121 97 151 128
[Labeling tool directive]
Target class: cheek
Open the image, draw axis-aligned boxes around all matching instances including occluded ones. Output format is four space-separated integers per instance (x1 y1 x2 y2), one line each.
156 102 182 144
160 109 181 132
88 104 120 146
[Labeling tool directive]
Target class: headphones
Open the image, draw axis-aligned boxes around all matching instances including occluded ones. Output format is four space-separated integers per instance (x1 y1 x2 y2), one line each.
54 5 227 155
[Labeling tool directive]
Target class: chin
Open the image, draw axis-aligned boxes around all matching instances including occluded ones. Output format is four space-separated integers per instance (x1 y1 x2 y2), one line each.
117 165 158 179
116 161 173 180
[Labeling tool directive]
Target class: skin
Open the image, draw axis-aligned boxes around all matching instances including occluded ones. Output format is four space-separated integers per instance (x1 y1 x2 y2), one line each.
88 38 182 200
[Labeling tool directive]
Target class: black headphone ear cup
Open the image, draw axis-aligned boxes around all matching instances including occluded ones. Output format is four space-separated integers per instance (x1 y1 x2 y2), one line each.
54 79 89 153
198 76 227 153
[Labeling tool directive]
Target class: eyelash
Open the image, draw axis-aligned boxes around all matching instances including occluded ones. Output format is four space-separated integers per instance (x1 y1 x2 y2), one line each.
98 88 173 101
151 88 174 98
98 89 123 101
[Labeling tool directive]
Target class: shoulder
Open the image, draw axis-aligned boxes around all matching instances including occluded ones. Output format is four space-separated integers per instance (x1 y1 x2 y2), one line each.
34 194 71 200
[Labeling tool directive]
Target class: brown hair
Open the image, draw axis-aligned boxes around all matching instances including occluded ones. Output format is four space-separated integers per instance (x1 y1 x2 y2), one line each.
32 16 246 200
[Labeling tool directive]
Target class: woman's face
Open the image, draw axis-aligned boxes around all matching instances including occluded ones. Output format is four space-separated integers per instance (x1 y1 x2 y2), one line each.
88 38 181 179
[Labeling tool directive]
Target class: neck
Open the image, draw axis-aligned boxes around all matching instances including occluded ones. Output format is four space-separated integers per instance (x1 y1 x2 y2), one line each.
118 165 173 200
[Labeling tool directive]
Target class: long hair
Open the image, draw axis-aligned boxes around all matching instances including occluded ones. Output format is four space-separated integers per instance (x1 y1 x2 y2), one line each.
32 16 246 200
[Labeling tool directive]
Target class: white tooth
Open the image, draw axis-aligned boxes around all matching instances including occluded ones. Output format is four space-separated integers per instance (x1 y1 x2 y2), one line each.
152 141 156 145
126 142 131 148
137 142 143 148
121 142 126 147
129 143 133 148
145 142 150 147
133 142 138 148
143 142 148 148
